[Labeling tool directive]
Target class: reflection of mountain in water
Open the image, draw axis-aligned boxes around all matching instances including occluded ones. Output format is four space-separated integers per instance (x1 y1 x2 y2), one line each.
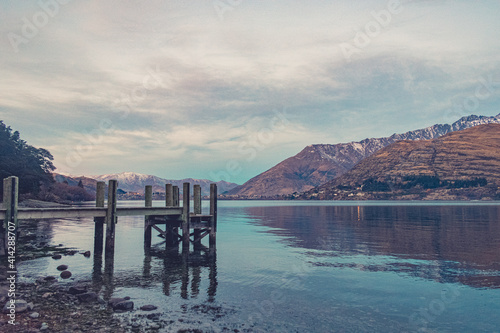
245 205 500 289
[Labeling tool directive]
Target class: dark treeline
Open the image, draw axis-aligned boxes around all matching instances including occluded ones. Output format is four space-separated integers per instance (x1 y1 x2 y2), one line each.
0 121 93 202
0 120 55 200
359 175 488 192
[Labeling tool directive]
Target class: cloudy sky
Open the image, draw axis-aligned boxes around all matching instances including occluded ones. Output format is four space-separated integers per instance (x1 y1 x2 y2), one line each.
1 0 500 184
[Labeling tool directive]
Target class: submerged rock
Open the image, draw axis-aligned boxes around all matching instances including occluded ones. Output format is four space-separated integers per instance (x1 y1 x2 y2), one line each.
57 264 68 271
140 304 158 311
113 301 134 311
52 254 62 260
60 271 72 279
82 251 91 257
108 298 126 307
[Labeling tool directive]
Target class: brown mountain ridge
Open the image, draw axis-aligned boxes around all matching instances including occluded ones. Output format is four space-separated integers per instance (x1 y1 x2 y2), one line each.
299 124 500 200
226 113 500 197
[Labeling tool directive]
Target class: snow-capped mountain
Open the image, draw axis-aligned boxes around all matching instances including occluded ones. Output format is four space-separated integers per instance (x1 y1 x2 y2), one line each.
303 124 500 200
226 113 500 197
90 172 239 195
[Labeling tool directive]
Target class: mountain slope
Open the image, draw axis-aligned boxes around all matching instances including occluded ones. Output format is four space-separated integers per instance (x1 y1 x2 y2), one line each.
302 124 500 200
53 174 98 195
226 113 500 197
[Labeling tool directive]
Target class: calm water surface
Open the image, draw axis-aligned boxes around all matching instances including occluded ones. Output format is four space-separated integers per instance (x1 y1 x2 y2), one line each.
18 201 500 332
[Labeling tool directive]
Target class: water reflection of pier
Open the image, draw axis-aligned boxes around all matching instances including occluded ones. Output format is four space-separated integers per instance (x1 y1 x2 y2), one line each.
93 245 217 301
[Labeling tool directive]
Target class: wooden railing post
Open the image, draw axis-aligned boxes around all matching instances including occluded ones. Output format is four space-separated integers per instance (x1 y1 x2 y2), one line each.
92 182 105 287
105 180 118 258
166 184 173 206
94 181 105 256
144 185 153 251
209 183 217 248
194 185 201 214
165 184 179 248
173 186 179 207
1 176 18 256
193 185 202 249
182 183 190 249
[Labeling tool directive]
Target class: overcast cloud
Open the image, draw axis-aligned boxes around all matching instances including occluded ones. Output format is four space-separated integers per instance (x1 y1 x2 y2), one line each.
1 0 499 183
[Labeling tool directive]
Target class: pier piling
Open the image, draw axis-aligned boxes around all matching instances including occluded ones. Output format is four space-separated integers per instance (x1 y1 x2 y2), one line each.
94 181 105 256
182 183 190 249
144 185 153 251
1 176 18 256
105 180 118 258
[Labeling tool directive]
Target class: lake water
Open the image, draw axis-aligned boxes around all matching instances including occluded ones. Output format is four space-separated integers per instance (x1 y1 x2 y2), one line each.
17 201 500 332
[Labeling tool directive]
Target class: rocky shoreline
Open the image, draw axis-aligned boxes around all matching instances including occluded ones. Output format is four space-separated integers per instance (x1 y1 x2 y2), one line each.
0 273 244 333
0 278 128 332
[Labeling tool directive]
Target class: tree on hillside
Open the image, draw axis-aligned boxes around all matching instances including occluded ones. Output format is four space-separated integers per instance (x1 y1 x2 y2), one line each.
0 120 55 199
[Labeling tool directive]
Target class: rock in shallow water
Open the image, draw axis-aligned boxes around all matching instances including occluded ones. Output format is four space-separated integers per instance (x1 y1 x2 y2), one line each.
140 304 158 311
112 300 134 311
60 271 72 279
57 264 68 271
52 254 62 260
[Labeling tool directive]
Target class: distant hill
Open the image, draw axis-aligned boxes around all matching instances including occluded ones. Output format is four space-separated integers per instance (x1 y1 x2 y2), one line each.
226 113 500 197
56 172 239 196
299 124 500 200
53 174 98 195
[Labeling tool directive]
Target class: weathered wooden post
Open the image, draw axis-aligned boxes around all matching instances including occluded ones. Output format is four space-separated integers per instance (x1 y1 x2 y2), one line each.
144 185 153 251
94 181 105 256
194 185 201 214
173 186 179 207
182 183 190 249
92 183 104 287
173 185 180 243
166 184 173 206
165 184 179 248
1 177 18 256
209 183 217 248
105 180 118 258
193 185 202 249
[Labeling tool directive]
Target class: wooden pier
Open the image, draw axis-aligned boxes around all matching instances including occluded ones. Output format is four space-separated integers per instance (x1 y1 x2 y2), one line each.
0 176 218 257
